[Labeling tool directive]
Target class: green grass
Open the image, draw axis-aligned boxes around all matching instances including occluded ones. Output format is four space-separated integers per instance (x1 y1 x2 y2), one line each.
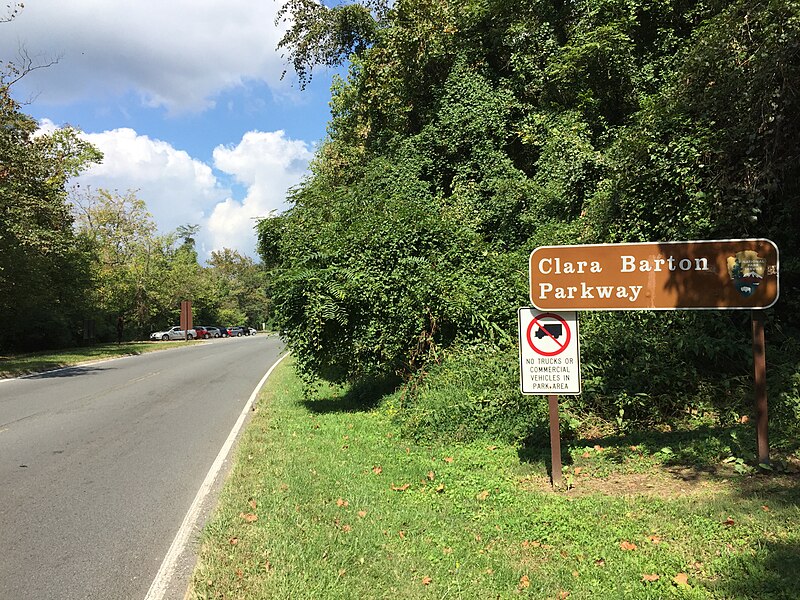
0 341 200 378
191 359 800 599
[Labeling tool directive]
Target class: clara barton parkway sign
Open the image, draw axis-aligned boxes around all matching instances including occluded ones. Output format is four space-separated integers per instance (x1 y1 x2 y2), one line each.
529 239 779 311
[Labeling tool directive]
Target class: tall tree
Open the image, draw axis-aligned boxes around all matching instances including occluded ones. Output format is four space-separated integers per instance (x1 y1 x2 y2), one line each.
72 188 176 340
0 86 101 350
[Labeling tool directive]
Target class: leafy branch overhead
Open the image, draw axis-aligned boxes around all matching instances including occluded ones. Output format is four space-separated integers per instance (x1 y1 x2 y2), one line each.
275 0 387 88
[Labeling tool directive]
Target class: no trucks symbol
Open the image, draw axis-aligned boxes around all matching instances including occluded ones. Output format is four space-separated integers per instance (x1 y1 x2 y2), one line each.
526 312 571 356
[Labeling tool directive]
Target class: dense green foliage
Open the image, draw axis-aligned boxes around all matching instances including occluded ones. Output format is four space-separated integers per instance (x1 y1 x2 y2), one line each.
262 0 800 444
0 85 102 350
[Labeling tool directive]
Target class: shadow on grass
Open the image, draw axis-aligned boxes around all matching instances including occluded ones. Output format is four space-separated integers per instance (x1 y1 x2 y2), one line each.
518 423 800 473
710 540 800 600
301 375 401 415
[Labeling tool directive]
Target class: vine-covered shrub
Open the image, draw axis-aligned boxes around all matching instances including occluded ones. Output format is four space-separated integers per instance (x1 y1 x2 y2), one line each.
395 343 548 444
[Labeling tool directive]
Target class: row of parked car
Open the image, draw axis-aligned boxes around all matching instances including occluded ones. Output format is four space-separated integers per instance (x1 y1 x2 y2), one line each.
149 325 257 341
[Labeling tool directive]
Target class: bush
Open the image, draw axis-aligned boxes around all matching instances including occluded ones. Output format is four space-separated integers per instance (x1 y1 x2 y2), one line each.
394 343 548 444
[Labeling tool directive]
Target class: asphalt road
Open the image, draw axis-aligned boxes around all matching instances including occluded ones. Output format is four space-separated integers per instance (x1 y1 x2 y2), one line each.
0 334 284 600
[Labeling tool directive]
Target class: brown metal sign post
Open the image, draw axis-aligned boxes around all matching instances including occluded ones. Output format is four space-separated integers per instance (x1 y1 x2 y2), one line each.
752 310 769 465
547 395 563 486
180 300 193 341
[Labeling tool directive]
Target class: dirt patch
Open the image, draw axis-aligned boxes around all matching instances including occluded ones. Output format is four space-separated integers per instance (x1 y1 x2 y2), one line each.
521 466 800 499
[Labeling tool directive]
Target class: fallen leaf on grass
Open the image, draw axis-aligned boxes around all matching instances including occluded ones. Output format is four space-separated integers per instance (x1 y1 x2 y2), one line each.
593 445 604 452
647 535 661 544
264 560 272 571
581 452 591 459
240 512 258 523
342 524 352 533
761 505 770 512
442 547 453 554
476 490 490 501
722 517 735 527
422 576 432 585
594 558 606 567
518 575 530 589
248 499 257 510
427 471 435 481
338 568 346 578
358 510 367 518
620 541 637 551
399 531 406 539
229 537 238 545
336 498 348 507
558 591 570 599
673 573 690 587
391 483 411 492
435 484 445 493
522 540 541 549
573 467 582 475
486 445 498 451
372 466 383 475
235 568 243 579
642 574 660 582
572 570 579 578
443 456 454 463
740 415 750 423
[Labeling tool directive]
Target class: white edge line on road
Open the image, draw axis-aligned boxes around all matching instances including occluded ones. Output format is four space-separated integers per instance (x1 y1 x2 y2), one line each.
144 351 290 600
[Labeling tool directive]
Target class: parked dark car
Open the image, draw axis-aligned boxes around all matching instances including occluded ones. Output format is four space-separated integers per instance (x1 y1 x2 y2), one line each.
212 326 228 338
228 326 245 337
204 326 221 338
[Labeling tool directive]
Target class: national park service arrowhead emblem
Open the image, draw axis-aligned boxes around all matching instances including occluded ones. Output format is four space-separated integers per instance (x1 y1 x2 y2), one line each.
727 250 767 297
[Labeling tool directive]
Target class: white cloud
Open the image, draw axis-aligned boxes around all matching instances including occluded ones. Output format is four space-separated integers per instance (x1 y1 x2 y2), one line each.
208 131 314 254
2 0 290 113
67 125 312 260
75 127 227 238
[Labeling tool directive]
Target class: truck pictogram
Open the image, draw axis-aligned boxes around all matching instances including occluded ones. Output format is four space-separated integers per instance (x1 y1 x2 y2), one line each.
535 323 563 339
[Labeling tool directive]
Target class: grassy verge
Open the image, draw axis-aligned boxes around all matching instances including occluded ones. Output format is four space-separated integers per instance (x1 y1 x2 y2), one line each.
191 359 800 599
0 341 199 378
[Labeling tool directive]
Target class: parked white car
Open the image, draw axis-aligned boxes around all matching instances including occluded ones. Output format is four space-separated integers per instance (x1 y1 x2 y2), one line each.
150 326 196 341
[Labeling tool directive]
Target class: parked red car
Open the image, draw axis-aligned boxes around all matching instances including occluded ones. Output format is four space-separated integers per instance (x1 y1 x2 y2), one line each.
194 326 211 339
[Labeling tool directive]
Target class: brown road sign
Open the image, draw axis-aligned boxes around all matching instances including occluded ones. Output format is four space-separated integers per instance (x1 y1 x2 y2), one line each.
529 239 779 310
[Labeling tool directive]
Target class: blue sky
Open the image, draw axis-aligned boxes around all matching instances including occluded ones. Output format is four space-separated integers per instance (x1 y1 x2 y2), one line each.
2 0 341 261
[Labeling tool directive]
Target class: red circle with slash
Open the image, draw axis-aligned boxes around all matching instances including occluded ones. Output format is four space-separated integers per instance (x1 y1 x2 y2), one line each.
526 312 571 356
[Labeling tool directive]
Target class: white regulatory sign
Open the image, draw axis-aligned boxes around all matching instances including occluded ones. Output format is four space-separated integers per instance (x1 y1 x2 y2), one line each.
518 308 581 395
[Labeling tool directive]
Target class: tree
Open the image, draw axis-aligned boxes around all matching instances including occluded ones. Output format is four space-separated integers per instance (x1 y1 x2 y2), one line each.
275 0 387 88
72 188 178 340
0 83 102 350
207 248 270 327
